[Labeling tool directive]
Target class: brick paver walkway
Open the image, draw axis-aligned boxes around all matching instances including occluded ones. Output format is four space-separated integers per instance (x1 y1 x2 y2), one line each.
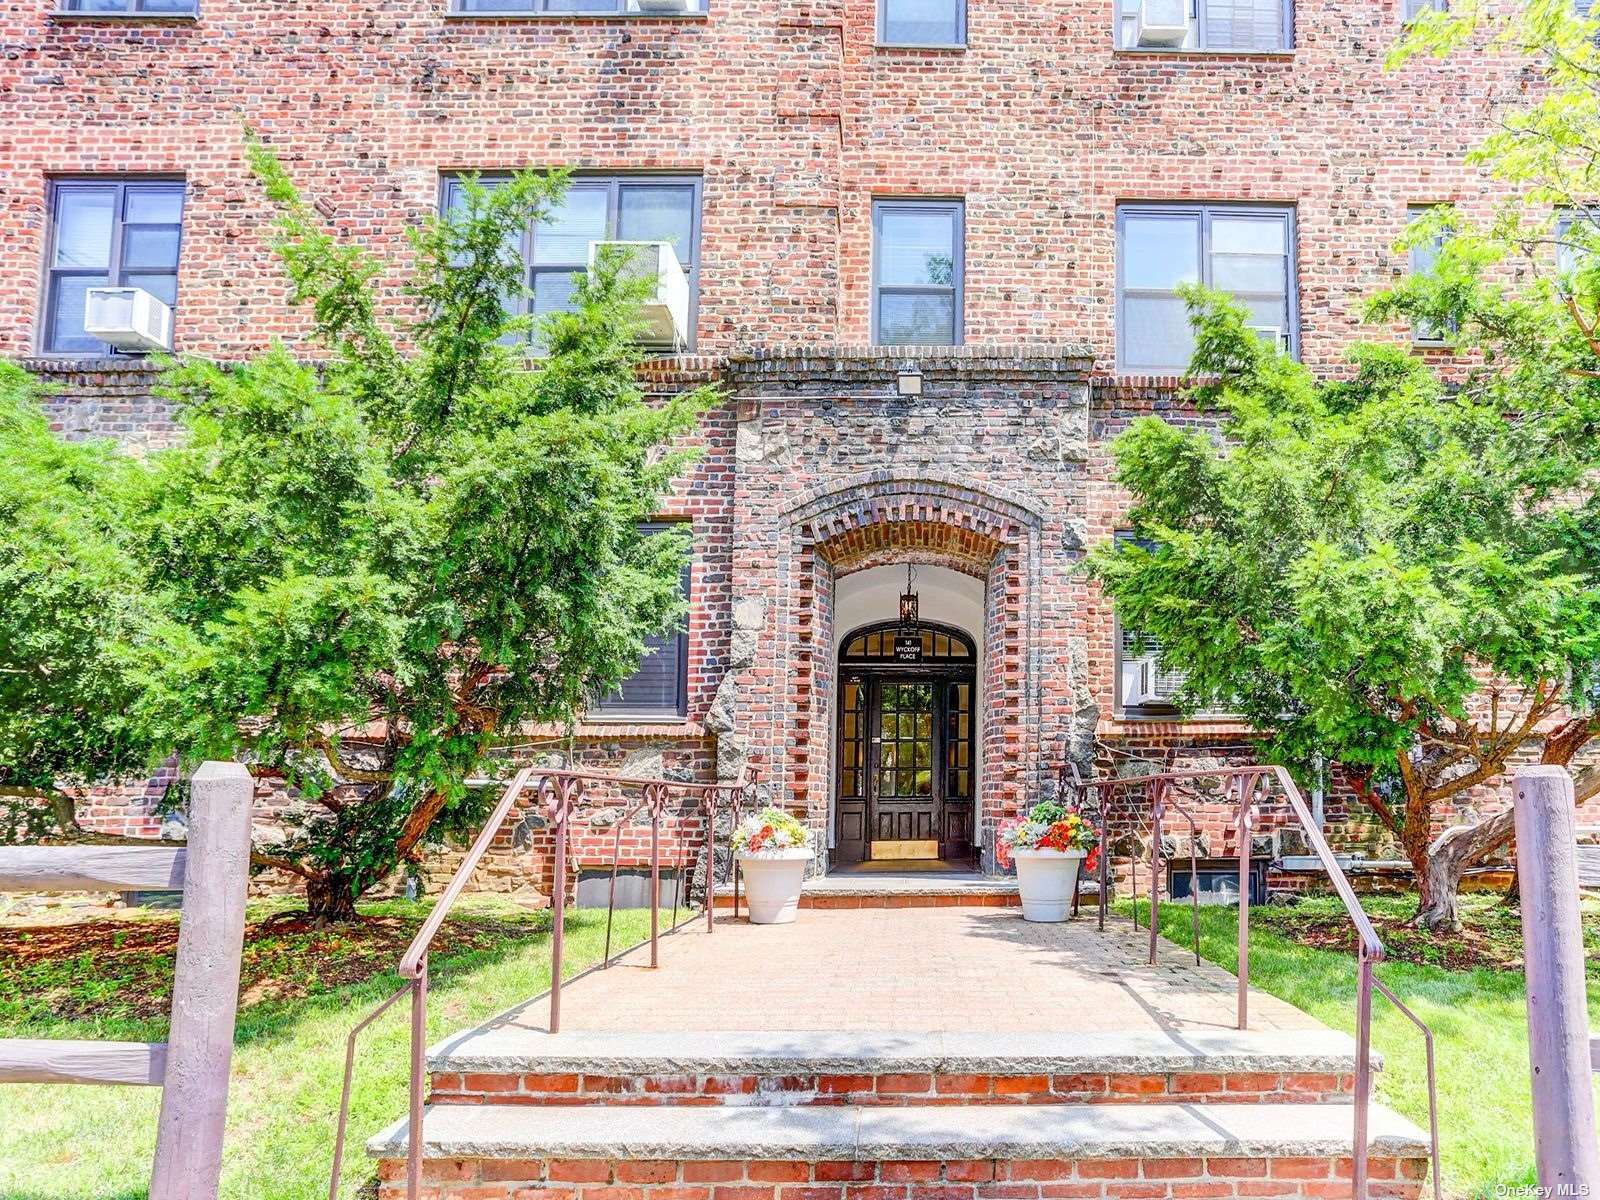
498 907 1321 1034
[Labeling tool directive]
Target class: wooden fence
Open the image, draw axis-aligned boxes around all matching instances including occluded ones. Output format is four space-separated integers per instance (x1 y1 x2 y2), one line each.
0 761 253 1200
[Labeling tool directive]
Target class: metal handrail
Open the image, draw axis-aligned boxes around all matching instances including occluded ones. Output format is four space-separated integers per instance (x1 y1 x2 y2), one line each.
1067 762 1434 1200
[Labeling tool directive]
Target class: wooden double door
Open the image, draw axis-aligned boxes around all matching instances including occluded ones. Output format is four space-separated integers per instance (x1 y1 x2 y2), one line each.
833 623 976 864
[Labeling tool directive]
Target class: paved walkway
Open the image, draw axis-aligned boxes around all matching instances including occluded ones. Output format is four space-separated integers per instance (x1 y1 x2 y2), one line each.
495 907 1321 1034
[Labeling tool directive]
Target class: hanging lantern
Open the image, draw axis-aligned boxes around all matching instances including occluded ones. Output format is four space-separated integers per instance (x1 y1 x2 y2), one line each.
898 563 919 629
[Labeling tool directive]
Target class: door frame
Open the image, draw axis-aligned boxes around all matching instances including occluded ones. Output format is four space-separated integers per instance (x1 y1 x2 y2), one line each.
833 621 977 865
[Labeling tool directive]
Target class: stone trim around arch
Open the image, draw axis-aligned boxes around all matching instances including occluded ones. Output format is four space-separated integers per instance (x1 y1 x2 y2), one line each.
771 476 1045 873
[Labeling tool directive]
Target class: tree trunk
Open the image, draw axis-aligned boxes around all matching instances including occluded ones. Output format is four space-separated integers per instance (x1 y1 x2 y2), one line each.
304 872 361 922
1412 807 1516 931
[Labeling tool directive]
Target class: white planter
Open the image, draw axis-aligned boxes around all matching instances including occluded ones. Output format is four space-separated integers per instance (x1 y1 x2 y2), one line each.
1011 847 1086 922
736 848 812 924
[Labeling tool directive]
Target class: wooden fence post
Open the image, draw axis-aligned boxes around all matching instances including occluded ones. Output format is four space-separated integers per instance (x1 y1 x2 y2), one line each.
1512 765 1600 1194
148 761 254 1200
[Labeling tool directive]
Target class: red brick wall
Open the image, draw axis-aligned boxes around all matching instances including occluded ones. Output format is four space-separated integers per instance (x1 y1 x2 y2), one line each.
1 0 1525 364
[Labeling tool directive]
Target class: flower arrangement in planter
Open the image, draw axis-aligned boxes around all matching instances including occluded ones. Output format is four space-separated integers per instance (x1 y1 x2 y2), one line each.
995 801 1099 922
731 807 815 924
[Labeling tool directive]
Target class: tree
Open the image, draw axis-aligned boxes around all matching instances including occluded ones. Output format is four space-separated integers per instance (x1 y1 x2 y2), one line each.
0 364 183 841
1385 0 1600 804
1 136 715 919
1088 292 1600 931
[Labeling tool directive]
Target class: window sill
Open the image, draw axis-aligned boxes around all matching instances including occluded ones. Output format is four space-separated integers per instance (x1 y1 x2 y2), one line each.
875 41 967 51
48 11 198 21
442 10 708 21
1103 712 1253 732
1112 47 1294 59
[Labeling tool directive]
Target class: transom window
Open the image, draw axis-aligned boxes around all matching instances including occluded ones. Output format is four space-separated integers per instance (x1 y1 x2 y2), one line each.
879 0 965 45
443 174 700 349
1116 203 1297 374
1117 0 1290 50
841 625 974 662
57 0 196 12
43 179 185 356
872 199 964 346
452 0 706 14
593 523 691 720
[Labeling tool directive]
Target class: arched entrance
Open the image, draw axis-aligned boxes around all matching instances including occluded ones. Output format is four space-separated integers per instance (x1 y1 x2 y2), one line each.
833 620 976 865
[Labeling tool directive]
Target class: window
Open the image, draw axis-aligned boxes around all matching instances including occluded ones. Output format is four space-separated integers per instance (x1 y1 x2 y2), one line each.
1116 203 1296 374
452 0 706 14
593 523 691 719
1407 206 1452 345
42 179 185 356
879 0 965 45
57 0 196 12
1117 0 1290 50
872 199 964 346
1402 0 1443 19
1556 211 1597 278
1111 533 1189 717
443 174 700 349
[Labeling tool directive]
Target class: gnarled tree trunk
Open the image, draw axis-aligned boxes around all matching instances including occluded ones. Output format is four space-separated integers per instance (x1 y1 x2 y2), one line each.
305 871 362 922
1413 809 1515 931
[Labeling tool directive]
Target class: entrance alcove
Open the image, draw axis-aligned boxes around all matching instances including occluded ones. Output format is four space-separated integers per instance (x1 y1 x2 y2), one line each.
830 565 986 866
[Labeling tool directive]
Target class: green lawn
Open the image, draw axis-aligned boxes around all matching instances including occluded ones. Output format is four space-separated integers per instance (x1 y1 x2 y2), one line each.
1124 893 1600 1200
0 898 671 1200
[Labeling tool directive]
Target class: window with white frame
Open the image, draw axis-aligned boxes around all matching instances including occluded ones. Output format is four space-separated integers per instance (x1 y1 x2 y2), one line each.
42 179 185 356
879 0 965 45
1556 210 1598 278
1117 0 1290 50
592 522 691 719
443 174 701 349
872 199 964 346
1116 203 1297 374
1402 0 1444 19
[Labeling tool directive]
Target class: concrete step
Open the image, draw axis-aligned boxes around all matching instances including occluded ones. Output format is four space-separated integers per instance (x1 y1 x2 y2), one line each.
427 1028 1369 1107
368 1100 1430 1200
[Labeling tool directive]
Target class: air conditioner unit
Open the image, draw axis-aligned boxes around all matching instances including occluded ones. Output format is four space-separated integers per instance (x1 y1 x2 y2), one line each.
1123 653 1186 707
83 286 173 353
1249 325 1289 353
1134 0 1190 47
588 240 691 351
632 0 693 12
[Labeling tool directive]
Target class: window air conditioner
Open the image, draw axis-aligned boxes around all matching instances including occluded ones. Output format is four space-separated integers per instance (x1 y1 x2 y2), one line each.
631 0 693 11
588 240 691 351
83 286 173 353
1123 653 1186 708
1135 0 1190 47
1250 325 1290 353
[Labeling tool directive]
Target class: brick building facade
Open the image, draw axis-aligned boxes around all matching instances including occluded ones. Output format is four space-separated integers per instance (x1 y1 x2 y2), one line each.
2 0 1580 890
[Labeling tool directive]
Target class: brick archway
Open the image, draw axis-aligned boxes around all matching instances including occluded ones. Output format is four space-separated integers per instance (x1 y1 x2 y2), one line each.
774 477 1045 873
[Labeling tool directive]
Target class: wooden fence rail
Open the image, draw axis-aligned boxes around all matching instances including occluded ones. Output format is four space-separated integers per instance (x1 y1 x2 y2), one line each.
0 761 252 1200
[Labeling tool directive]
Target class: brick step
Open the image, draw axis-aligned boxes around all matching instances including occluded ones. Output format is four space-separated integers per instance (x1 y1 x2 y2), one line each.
710 887 1024 910
427 1029 1368 1107
368 1101 1430 1200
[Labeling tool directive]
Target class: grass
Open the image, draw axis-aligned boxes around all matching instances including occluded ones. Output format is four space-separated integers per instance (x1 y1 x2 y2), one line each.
0 897 677 1200
1123 891 1600 1200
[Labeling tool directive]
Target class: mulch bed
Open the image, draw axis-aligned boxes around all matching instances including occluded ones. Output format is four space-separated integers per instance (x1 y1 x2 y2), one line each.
0 910 550 1026
1251 901 1537 973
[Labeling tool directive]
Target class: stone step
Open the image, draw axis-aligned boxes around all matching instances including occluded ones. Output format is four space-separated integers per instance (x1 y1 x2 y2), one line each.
427 1028 1368 1107
368 1100 1430 1200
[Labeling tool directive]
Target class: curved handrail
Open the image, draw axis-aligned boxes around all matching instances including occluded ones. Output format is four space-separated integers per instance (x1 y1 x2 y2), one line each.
1067 761 1432 1200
